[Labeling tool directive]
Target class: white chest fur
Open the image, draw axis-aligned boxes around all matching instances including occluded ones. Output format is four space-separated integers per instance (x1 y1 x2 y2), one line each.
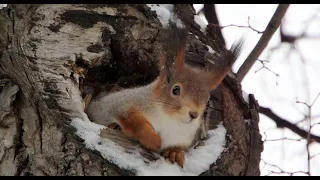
147 110 201 150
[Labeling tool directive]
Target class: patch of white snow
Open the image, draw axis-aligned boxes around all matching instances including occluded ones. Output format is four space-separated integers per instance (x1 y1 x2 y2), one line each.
147 4 184 28
194 14 207 33
71 118 227 176
242 91 249 103
0 4 7 9
206 45 216 54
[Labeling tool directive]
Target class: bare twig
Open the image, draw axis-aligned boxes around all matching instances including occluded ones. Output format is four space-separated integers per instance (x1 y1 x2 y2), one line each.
261 159 308 176
266 170 308 176
310 152 320 159
262 91 320 176
264 137 302 142
255 59 279 85
311 92 320 106
295 114 320 126
209 16 264 34
295 92 320 176
262 132 302 142
237 4 290 82
259 106 320 144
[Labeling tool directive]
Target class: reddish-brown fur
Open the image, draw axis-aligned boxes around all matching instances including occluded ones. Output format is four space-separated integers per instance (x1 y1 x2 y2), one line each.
116 108 162 152
202 68 232 91
102 27 241 168
174 48 185 71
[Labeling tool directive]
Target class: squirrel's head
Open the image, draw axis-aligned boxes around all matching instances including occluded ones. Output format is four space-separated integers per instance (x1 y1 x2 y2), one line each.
152 45 241 124
152 58 210 124
152 23 242 124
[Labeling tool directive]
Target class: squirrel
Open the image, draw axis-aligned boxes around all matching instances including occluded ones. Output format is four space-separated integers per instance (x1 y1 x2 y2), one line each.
85 22 242 168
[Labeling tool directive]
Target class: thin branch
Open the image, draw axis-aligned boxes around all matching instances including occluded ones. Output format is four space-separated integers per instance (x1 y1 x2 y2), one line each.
295 114 320 126
264 137 302 142
259 106 320 144
295 93 320 176
255 59 279 85
266 170 308 176
310 152 320 159
311 92 320 106
262 132 302 142
209 16 264 34
261 159 308 176
237 4 290 82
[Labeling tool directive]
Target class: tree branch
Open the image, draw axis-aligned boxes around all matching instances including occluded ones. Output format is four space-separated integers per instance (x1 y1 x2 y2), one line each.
259 106 320 143
209 16 264 34
203 4 226 46
236 4 290 82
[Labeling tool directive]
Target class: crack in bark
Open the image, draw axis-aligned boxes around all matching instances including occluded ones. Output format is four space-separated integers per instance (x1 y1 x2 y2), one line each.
13 117 24 160
36 104 43 154
11 91 30 176
60 9 138 29
14 155 29 176
9 8 15 35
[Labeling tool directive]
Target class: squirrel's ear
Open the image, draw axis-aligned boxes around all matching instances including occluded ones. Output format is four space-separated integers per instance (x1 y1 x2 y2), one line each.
161 22 188 72
158 56 168 85
157 55 174 87
157 69 167 85
204 70 230 91
159 55 166 71
173 47 185 71
205 40 243 91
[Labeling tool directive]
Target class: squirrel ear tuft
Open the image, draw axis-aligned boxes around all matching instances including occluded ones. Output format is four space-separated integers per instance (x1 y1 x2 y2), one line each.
204 71 229 91
161 22 189 73
174 47 185 71
205 39 243 91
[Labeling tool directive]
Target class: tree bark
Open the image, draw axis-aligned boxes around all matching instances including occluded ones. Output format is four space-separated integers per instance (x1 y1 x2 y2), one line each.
0 4 263 176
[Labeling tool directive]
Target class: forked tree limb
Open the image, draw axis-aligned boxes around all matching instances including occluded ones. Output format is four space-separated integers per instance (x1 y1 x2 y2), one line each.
236 4 290 82
259 106 320 143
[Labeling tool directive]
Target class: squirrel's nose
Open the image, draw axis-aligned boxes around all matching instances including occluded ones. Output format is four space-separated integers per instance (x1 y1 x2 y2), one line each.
189 111 198 119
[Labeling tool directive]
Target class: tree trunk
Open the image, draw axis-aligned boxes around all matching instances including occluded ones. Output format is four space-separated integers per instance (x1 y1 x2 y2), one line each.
0 4 263 176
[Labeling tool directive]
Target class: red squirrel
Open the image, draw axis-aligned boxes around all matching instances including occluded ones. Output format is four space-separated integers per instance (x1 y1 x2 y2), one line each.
86 23 242 168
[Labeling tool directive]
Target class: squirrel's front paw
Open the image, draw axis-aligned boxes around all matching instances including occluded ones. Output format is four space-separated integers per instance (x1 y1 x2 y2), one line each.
139 132 161 152
161 147 185 168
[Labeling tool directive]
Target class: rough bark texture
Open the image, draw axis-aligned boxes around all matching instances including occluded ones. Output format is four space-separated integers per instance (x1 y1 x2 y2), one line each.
0 4 263 176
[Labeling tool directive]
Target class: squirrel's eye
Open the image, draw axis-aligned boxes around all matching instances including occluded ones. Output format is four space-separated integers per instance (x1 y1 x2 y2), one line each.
172 85 181 96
